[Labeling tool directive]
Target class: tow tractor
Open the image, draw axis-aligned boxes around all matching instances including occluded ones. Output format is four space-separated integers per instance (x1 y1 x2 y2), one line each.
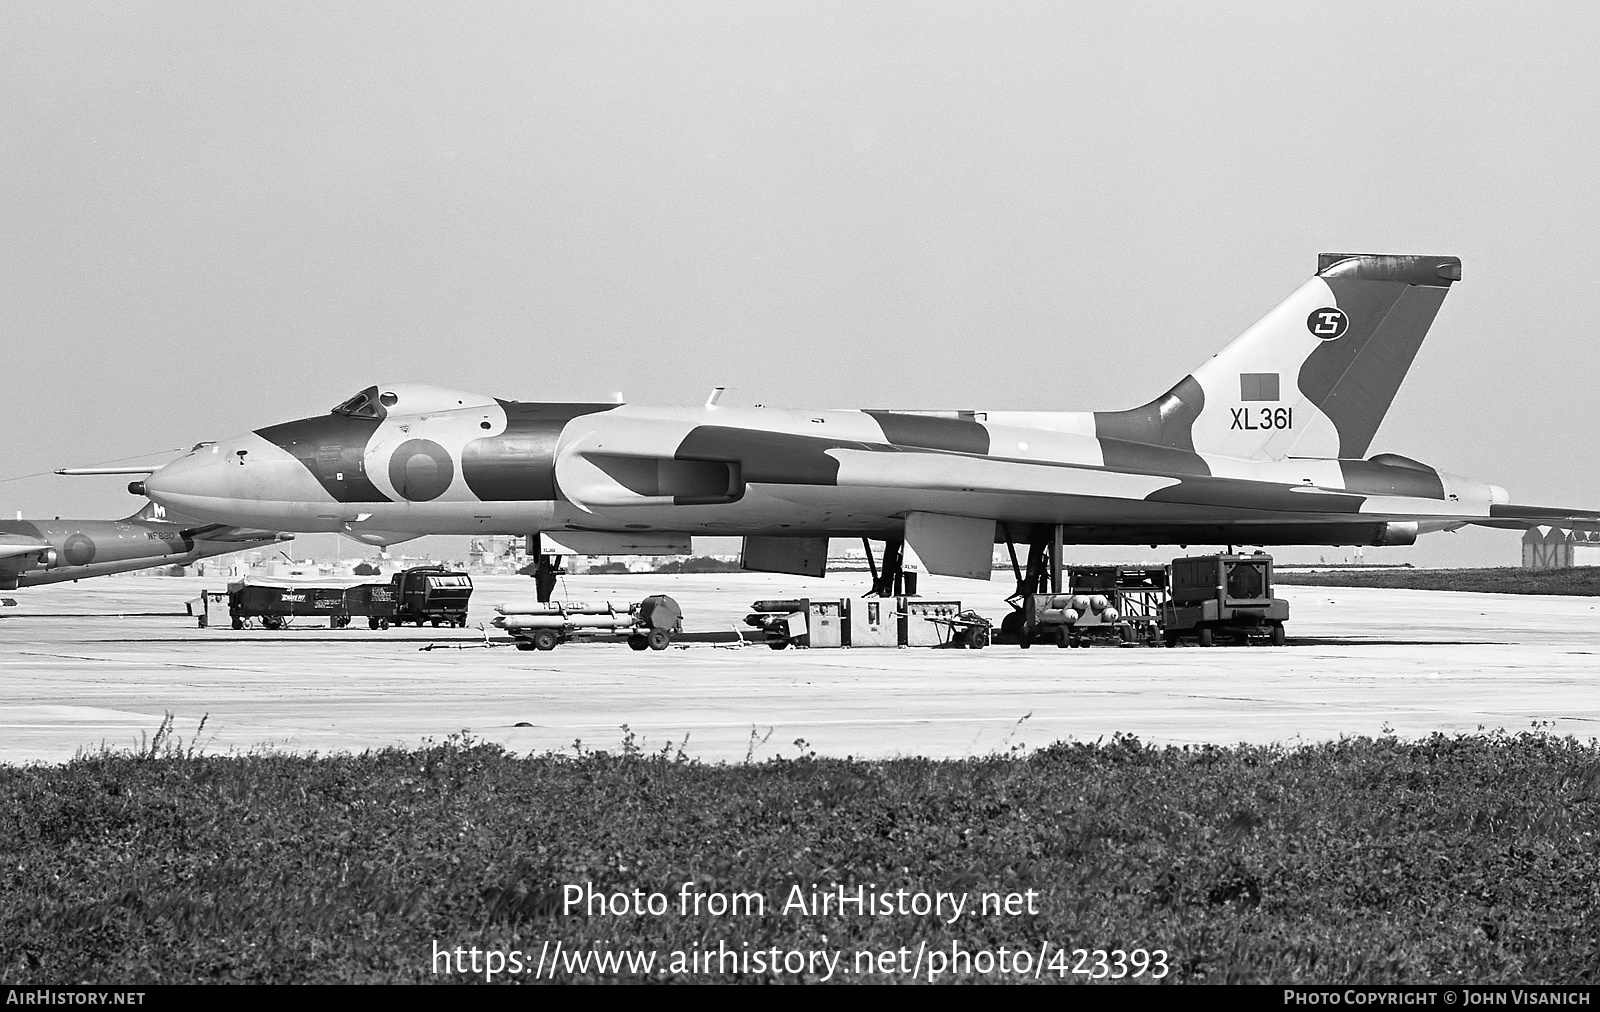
389 566 473 628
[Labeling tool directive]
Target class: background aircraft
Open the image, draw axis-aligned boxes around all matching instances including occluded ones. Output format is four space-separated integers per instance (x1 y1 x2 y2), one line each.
0 500 289 591
132 253 1600 599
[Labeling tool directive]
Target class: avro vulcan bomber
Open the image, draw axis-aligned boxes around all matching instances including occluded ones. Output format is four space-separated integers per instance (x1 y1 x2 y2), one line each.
130 254 1600 597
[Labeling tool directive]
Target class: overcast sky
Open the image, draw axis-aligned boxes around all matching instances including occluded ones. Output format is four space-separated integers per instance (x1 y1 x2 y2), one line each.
4 2 1597 567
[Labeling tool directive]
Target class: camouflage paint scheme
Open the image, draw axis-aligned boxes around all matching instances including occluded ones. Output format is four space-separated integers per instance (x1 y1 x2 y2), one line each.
139 254 1600 574
0 502 288 591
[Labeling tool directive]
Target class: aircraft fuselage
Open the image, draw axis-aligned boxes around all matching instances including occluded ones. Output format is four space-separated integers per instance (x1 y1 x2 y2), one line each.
0 516 279 590
138 383 1505 550
135 254 1600 561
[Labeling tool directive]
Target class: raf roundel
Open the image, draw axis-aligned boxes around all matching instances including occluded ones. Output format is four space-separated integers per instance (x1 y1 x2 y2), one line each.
388 439 455 502
63 533 96 566
1306 307 1349 340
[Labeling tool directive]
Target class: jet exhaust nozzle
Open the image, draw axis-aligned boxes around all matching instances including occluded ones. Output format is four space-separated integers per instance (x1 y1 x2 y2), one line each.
1375 521 1419 547
36 548 57 569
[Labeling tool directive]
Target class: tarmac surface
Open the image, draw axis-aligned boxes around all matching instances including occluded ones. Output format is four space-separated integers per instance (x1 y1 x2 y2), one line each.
1 572 1597 764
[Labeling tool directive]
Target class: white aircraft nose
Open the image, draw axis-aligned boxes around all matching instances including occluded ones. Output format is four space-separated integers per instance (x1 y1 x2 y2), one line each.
144 434 329 527
143 443 231 506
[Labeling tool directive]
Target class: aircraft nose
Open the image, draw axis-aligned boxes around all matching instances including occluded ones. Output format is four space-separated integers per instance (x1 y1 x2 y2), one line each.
143 434 313 524
143 443 231 507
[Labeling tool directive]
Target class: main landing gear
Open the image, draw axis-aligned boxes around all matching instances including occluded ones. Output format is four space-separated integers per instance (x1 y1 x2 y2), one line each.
999 522 1066 647
861 537 916 597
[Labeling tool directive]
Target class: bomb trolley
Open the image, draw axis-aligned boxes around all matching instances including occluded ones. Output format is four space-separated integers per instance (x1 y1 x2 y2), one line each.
1020 566 1167 647
493 595 683 651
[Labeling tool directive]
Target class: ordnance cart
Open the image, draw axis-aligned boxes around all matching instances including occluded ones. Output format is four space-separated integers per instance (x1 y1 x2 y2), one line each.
493 595 683 651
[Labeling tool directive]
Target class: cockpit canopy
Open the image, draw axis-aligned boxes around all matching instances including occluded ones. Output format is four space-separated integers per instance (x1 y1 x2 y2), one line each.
330 383 498 419
332 387 388 419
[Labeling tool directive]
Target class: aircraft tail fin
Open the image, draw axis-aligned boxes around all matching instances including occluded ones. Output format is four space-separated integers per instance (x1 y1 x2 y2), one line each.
122 500 171 524
121 499 205 527
1095 254 1461 464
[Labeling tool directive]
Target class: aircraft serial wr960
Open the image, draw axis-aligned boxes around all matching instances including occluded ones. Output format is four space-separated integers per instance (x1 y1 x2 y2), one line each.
119 254 1599 599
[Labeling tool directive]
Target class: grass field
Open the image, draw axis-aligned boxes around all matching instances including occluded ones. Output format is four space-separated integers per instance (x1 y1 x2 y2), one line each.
3 726 1597 984
1274 567 1600 596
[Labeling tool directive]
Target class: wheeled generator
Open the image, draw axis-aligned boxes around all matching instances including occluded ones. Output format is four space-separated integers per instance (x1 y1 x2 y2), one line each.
1161 553 1289 647
389 566 473 628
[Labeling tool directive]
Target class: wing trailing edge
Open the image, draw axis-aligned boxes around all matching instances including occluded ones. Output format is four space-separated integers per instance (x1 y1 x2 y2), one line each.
1473 505 1600 535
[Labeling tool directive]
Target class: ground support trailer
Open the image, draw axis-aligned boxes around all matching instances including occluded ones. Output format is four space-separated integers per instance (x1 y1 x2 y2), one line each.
744 599 828 649
1080 566 1167 645
493 595 682 651
1017 566 1167 648
911 604 991 648
745 597 987 649
902 599 987 647
1024 593 1128 648
218 578 353 629
345 582 398 629
1162 553 1289 647
1005 570 1147 648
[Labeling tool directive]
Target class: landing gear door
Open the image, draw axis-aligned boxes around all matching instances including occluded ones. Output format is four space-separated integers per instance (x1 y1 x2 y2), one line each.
904 512 996 581
740 536 827 578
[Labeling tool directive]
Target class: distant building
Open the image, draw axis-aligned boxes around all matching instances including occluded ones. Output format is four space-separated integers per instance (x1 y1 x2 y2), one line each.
1522 526 1600 569
468 535 525 574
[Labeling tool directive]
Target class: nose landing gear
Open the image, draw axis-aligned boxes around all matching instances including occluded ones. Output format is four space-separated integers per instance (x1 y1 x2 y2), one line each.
531 554 564 603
